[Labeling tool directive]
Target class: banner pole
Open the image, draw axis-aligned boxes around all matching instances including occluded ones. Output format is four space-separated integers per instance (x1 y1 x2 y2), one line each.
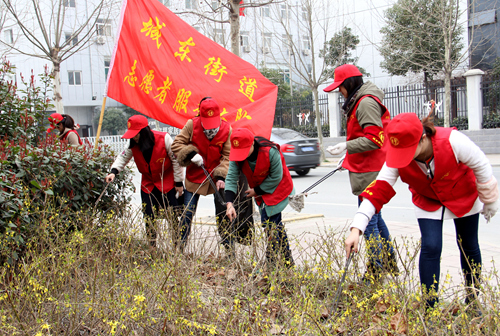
94 96 107 150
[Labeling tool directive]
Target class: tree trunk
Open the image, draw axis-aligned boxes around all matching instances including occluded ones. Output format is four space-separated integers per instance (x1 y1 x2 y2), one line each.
229 0 240 56
312 88 325 161
52 59 64 114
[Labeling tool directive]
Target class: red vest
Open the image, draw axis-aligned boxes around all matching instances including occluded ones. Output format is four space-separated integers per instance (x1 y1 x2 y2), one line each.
241 144 294 206
131 131 174 194
186 117 230 184
343 95 391 173
398 127 478 217
61 129 83 145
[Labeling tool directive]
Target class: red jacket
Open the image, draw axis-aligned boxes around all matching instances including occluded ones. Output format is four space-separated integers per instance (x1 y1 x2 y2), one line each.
343 95 391 173
186 117 230 183
61 129 83 145
398 127 478 217
132 131 174 194
241 144 293 206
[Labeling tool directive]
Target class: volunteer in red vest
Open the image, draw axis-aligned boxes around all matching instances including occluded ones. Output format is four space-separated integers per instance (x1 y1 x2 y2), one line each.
324 64 396 278
47 113 82 146
345 112 499 309
105 115 184 247
172 97 232 252
225 128 294 268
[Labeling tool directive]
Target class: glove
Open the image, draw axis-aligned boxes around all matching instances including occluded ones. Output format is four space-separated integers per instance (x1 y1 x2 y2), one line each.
337 153 346 171
481 199 499 223
191 153 204 167
327 142 347 155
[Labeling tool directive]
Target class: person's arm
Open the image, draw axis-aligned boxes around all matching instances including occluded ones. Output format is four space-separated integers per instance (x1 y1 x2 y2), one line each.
106 141 133 182
224 161 241 221
66 132 80 146
450 130 499 221
165 134 184 189
346 98 384 154
213 127 232 183
171 120 198 167
253 147 283 196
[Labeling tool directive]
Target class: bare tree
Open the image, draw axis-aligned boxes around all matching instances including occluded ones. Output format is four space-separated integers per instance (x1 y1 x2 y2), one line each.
270 0 339 160
1 0 115 114
173 0 278 56
379 0 495 127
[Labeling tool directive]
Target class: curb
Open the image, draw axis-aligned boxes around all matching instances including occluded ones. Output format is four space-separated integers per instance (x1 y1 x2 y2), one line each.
194 213 324 226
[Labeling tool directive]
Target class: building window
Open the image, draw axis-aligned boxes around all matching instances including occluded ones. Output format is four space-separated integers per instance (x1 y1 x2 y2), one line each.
4 29 13 44
96 19 112 36
65 33 78 47
160 0 170 6
215 29 225 44
263 33 272 53
281 5 287 20
104 59 110 79
302 6 308 21
283 69 290 84
64 0 76 8
261 5 270 18
211 1 219 11
68 71 82 85
185 0 196 9
240 32 249 46
302 35 310 50
282 34 292 53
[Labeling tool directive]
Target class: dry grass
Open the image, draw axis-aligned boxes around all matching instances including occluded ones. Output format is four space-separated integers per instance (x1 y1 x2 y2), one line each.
1 206 499 335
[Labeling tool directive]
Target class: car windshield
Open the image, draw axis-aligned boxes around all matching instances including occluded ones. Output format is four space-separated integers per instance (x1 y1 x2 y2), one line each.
272 128 309 140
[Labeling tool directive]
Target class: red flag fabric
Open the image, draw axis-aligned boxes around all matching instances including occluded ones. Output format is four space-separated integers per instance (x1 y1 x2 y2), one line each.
239 1 245 16
106 0 277 137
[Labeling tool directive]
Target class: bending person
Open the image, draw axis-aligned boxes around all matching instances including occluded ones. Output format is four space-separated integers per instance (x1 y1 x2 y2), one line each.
324 64 396 279
345 112 499 309
106 115 184 247
47 113 82 146
171 97 232 253
225 128 294 269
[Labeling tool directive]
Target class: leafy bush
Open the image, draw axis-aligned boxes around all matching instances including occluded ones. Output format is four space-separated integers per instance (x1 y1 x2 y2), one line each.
0 59 134 264
483 112 500 129
290 124 330 138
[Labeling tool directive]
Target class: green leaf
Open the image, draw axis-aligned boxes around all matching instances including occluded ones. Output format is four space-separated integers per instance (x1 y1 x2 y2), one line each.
30 180 41 189
44 189 54 196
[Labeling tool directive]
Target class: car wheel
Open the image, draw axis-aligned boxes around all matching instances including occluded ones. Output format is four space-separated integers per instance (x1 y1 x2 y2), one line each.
296 169 310 176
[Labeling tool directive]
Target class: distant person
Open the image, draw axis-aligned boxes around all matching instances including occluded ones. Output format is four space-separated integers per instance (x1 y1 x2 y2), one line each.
345 112 499 309
324 64 396 279
225 128 294 268
106 115 184 247
47 113 82 146
171 97 233 253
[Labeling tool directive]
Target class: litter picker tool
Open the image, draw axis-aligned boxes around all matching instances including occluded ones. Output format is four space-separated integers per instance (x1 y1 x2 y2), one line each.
329 252 354 317
200 164 226 205
288 166 343 212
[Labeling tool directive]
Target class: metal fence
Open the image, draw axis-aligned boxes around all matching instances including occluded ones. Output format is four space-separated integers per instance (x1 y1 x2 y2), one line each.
85 135 129 154
274 94 329 128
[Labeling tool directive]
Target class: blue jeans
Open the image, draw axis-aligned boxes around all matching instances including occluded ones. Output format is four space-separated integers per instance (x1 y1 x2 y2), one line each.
261 211 294 268
178 189 230 249
358 198 394 270
418 213 481 308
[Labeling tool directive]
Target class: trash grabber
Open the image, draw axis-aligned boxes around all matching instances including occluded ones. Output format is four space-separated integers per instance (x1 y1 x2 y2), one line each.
329 252 354 317
200 164 226 205
288 166 343 212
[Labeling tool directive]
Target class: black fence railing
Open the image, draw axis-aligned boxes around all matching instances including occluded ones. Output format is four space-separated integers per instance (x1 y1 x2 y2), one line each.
481 74 500 128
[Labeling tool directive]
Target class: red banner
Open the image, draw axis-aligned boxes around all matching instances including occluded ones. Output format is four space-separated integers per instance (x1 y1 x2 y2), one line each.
106 0 277 137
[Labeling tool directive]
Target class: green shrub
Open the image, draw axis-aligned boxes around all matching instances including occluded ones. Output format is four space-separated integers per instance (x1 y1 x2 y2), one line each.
0 59 134 264
289 124 330 138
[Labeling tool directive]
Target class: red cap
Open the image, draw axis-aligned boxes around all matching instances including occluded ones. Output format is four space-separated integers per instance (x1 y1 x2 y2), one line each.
199 98 221 129
47 113 64 133
323 64 363 92
122 115 149 139
229 128 255 161
386 113 423 168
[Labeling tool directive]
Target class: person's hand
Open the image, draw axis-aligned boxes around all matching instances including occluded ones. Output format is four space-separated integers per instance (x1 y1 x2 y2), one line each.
345 228 362 258
105 173 115 183
482 199 499 223
337 153 346 171
175 186 184 198
216 180 225 190
226 202 236 221
245 188 257 198
327 142 347 155
191 153 203 166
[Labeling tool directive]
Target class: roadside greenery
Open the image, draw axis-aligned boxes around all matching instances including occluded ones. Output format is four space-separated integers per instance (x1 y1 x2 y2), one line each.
0 60 133 265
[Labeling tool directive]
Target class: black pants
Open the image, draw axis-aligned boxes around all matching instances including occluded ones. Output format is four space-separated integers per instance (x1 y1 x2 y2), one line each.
141 187 178 246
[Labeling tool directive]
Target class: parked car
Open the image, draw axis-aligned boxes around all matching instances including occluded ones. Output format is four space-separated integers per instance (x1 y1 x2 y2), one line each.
270 128 321 176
